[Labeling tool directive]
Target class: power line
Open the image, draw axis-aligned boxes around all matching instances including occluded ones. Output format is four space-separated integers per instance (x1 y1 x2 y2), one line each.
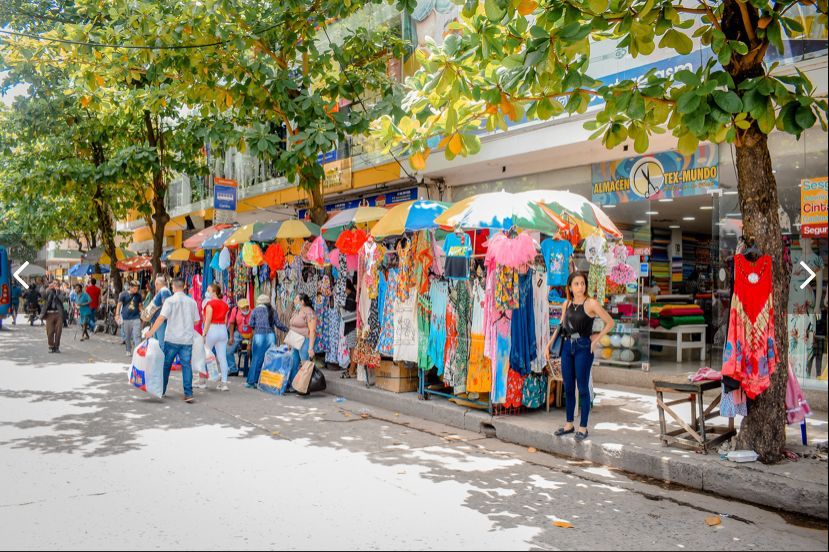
0 22 283 50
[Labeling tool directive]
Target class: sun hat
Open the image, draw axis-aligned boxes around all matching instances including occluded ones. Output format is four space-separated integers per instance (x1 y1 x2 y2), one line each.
256 294 270 306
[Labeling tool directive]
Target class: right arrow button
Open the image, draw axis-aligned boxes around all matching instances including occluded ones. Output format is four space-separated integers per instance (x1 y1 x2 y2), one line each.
800 261 816 290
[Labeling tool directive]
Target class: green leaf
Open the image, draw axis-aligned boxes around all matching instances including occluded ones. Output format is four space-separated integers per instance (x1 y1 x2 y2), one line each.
633 129 649 153
712 91 743 113
795 105 817 130
757 101 776 134
678 132 699 155
588 0 609 13
659 29 694 56
485 0 507 21
674 70 700 87
677 92 701 114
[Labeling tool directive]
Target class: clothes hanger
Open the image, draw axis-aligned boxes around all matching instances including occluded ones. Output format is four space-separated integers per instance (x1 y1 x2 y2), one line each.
742 237 762 262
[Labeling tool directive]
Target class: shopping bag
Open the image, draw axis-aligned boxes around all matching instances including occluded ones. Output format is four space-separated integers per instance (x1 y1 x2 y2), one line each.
292 360 315 394
191 335 208 382
204 346 221 382
284 330 306 350
259 344 293 395
128 338 164 399
307 368 327 394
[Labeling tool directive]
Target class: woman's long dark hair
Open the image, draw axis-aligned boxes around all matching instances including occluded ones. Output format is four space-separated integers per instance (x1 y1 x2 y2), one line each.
565 272 589 303
298 293 313 308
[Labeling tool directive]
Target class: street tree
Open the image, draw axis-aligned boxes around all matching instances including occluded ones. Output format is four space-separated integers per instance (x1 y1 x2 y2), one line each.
375 0 829 463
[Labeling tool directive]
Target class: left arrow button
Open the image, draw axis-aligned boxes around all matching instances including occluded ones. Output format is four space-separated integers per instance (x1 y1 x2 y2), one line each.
13 262 30 289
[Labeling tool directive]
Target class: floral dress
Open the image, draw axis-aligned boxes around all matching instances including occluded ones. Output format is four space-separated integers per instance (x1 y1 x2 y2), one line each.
376 268 399 356
788 249 823 380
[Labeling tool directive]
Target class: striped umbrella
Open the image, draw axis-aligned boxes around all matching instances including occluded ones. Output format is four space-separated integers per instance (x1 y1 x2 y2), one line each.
117 256 159 272
164 248 204 262
224 223 271 247
321 206 389 231
274 220 321 240
516 190 623 239
371 200 450 237
182 224 233 249
251 221 283 242
434 190 566 233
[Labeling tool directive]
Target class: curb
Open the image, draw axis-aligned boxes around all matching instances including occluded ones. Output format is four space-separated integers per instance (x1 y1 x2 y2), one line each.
324 375 828 520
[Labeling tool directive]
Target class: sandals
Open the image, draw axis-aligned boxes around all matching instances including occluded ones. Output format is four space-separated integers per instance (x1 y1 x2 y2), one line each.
554 426 575 437
183 396 194 404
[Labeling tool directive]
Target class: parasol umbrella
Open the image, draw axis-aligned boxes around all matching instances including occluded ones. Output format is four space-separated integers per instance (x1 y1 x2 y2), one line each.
68 263 110 277
371 200 450 238
201 227 237 249
164 248 204 262
434 190 567 233
516 190 623 239
251 221 283 242
274 220 321 240
224 222 272 248
321 206 389 232
12 263 47 277
182 224 233 249
117 256 158 272
84 247 135 264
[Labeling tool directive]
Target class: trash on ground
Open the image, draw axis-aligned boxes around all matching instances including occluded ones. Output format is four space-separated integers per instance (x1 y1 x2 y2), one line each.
727 450 758 463
334 397 346 403
552 520 573 528
705 516 721 526
528 447 537 454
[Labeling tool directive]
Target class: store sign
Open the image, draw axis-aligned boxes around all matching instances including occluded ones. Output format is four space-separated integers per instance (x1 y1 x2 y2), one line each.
801 177 828 238
591 145 719 206
322 158 352 194
213 177 237 211
298 187 418 220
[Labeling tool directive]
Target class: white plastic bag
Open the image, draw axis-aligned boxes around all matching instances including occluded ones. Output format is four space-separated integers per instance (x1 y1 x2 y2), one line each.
128 338 165 399
204 346 221 382
191 334 208 382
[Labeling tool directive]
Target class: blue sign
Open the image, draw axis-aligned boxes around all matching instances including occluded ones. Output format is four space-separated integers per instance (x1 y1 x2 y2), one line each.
214 183 237 211
317 150 337 165
298 187 419 220
0 245 10 316
640 263 650 277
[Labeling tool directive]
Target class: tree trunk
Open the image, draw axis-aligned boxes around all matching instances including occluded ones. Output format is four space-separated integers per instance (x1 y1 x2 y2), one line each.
95 198 123 295
307 179 327 226
732 126 790 464
720 0 790 464
144 110 169 277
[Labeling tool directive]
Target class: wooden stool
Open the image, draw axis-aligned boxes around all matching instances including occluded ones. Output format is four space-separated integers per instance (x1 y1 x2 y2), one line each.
653 375 736 453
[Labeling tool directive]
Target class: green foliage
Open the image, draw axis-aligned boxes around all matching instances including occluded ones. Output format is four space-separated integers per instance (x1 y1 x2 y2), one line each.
374 0 828 162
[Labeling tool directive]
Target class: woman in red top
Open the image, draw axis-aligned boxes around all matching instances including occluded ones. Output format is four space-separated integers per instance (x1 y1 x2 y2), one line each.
203 283 231 391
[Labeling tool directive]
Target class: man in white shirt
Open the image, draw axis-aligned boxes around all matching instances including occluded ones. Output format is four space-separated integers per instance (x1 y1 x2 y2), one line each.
147 278 200 403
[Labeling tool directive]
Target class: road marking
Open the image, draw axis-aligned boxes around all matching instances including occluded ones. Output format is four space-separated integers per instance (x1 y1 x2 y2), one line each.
13 262 30 289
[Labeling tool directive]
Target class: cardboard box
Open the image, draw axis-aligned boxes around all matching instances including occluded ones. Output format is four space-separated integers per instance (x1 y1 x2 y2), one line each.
375 360 418 380
375 375 419 393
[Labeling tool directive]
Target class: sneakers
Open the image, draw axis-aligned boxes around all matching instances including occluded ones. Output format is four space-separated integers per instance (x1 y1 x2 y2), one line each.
196 380 208 390
125 351 132 357
245 382 256 389
218 382 229 392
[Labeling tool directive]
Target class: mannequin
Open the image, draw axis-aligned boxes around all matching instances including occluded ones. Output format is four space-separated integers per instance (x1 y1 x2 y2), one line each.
788 237 824 379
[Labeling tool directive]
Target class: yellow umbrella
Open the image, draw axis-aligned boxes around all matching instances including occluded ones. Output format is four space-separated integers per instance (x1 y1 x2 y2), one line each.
276 220 321 239
224 223 257 247
166 248 204 262
95 248 135 265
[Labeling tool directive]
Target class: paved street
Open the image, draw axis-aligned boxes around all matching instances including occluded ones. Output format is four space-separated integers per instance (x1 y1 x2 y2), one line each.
1 319 826 551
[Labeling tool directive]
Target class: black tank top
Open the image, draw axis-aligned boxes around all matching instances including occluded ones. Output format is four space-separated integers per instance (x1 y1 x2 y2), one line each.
564 302 595 337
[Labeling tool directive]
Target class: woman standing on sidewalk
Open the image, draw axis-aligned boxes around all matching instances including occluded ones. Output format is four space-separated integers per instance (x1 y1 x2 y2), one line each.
286 293 316 394
75 284 92 342
545 272 614 442
246 295 288 389
202 283 231 392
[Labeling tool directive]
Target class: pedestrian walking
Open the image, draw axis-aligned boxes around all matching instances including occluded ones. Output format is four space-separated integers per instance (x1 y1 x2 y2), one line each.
144 275 172 351
41 281 66 353
246 295 288 389
75 284 92 341
25 284 42 326
202 283 231 392
117 280 144 356
226 298 252 377
146 278 200 403
545 272 614 443
286 293 316 394
85 277 101 334
9 281 22 324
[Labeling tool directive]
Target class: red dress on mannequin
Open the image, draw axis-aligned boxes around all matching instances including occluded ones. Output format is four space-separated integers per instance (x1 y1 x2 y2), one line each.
722 254 778 399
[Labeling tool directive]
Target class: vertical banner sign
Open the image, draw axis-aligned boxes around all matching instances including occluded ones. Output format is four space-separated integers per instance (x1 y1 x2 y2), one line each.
213 177 238 224
0 246 10 316
592 145 719 205
801 177 828 238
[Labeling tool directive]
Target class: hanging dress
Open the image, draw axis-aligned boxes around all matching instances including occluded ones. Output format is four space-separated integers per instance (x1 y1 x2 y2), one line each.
722 254 778 399
428 279 449 374
466 280 491 394
509 269 537 376
444 280 470 392
532 268 550 373
393 293 419 363
376 268 399 356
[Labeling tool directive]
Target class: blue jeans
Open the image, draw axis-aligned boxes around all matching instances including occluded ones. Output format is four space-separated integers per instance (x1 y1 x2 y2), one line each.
162 341 194 398
289 338 310 391
248 333 276 386
561 336 594 428
227 331 250 374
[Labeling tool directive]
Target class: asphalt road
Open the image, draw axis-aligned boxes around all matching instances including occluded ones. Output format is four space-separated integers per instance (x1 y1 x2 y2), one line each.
1 317 826 550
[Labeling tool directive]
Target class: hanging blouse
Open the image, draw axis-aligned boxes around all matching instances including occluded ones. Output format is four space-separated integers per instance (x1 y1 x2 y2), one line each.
218 247 232 270
336 229 368 256
263 243 286 273
242 243 264 268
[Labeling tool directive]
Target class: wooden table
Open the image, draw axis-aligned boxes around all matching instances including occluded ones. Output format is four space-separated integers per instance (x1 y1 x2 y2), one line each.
653 375 736 453
650 325 707 363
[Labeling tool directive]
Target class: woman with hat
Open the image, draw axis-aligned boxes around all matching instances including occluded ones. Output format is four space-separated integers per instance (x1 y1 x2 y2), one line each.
246 294 288 389
227 297 253 377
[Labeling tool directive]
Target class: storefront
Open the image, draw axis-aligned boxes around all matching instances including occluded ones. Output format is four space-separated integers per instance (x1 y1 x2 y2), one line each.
447 129 828 391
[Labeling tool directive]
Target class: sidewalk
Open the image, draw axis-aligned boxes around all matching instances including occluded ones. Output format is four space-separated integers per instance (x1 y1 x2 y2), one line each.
323 373 829 520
